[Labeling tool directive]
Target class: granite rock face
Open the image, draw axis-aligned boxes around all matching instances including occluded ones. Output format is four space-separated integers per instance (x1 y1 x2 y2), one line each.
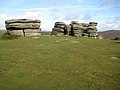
52 21 99 38
51 22 67 36
5 19 41 36
70 21 81 36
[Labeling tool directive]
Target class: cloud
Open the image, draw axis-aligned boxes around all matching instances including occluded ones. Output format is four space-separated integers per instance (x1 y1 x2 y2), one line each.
23 11 42 19
0 0 28 8
64 13 80 20
114 6 120 8
98 21 120 31
18 5 108 12
82 13 93 21
0 13 10 29
101 0 120 8
49 8 63 20
0 14 8 20
0 4 119 31
114 16 120 21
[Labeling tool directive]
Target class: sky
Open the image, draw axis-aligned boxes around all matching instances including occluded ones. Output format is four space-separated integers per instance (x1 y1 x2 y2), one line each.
0 0 120 31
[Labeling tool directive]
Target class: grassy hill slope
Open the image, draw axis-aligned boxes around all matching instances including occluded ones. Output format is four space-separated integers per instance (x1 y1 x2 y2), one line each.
0 36 120 90
98 30 120 39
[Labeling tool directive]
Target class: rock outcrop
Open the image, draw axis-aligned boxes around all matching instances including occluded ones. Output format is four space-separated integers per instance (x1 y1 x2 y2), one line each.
52 21 99 38
70 21 82 36
5 19 41 36
51 22 67 36
70 21 98 37
87 22 98 37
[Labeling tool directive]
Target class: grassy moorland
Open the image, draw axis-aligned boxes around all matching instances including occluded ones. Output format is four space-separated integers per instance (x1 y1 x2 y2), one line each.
0 36 120 90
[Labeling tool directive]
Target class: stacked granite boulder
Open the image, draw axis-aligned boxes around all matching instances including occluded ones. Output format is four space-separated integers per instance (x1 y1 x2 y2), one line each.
52 21 98 38
51 22 67 36
5 19 41 36
80 23 89 37
70 21 98 37
87 22 98 37
70 21 81 36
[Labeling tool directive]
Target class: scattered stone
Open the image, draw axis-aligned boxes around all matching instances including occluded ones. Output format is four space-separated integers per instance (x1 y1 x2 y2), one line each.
111 57 119 60
53 40 60 43
53 39 68 43
68 40 80 43
59 39 68 41
96 35 103 39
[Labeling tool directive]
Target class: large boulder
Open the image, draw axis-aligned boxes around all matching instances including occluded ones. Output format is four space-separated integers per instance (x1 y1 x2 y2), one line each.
70 21 82 36
5 19 41 36
70 22 98 37
6 23 40 29
5 19 41 30
52 22 67 36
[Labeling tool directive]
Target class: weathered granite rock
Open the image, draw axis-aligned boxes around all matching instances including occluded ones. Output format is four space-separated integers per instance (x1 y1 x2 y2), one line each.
6 23 40 29
5 19 41 36
70 21 81 36
5 19 41 29
71 21 79 24
52 21 98 38
89 22 97 26
8 30 24 36
96 35 103 39
51 22 67 36
71 21 98 37
5 19 41 24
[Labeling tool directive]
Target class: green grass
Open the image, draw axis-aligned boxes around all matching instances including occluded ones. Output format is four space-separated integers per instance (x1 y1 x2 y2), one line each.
0 36 120 90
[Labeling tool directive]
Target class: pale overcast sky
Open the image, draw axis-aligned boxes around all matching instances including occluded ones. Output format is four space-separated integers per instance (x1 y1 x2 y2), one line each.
0 0 120 31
